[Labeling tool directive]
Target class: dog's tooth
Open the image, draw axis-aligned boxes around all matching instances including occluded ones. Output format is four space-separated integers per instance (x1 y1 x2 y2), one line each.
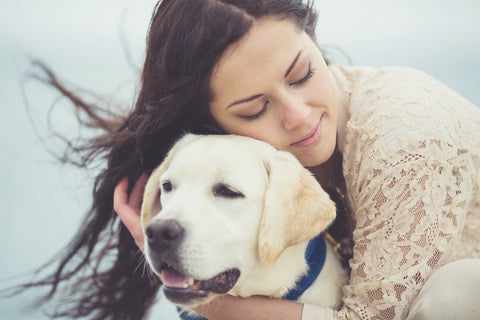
188 277 195 286
182 283 189 289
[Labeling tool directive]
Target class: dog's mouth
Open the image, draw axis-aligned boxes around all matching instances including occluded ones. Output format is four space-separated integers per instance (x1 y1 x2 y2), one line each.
159 264 240 305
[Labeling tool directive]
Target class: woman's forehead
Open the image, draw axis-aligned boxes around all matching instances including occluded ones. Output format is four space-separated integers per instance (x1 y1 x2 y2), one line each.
210 18 309 104
214 18 305 73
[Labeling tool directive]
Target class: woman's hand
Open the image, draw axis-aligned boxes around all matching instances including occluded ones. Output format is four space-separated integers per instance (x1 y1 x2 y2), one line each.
113 173 149 252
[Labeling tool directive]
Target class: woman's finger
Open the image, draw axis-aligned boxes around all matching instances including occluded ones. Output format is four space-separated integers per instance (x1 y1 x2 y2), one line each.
128 173 149 211
113 177 145 252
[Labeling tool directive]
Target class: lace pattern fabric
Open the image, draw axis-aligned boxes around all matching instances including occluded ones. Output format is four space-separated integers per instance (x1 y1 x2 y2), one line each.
328 65 480 320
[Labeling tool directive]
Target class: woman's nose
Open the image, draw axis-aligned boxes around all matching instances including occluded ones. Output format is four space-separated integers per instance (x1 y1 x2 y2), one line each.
280 99 310 131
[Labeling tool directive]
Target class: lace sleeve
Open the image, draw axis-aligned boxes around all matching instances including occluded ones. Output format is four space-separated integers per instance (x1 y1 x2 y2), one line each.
334 139 475 320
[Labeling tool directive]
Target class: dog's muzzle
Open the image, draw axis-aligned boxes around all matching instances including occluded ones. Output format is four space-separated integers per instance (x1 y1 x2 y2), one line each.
145 219 241 305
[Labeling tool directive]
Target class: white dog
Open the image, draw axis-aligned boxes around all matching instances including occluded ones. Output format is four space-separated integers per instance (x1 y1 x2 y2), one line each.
141 134 348 315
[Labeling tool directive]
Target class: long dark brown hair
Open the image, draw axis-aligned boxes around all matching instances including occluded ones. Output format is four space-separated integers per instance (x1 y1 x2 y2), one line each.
18 1 319 319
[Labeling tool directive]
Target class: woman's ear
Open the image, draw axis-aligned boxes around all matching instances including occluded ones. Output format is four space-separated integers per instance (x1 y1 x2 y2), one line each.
140 134 199 232
258 151 336 266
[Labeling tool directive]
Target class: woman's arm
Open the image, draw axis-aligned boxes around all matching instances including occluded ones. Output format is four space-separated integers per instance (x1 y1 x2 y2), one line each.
194 295 303 320
338 139 474 319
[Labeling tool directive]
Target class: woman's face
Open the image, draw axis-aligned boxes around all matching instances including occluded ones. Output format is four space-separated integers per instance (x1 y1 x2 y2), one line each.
209 18 338 167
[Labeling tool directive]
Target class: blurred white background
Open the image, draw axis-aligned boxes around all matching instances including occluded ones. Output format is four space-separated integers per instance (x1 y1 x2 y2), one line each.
0 0 479 319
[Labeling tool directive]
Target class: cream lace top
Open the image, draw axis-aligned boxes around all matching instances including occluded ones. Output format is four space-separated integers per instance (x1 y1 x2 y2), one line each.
328 65 480 320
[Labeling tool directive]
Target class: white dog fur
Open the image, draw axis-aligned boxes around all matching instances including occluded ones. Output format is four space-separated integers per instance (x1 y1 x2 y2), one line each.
141 134 347 312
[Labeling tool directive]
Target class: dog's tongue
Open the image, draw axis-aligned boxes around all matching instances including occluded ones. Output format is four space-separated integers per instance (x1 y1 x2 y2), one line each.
162 266 189 288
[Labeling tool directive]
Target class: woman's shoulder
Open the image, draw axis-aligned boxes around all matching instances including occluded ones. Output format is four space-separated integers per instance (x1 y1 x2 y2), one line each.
332 65 480 193
330 64 446 88
331 64 480 149
330 64 478 114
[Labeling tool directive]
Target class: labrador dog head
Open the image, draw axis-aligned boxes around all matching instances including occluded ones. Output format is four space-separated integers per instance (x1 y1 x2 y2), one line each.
141 134 336 307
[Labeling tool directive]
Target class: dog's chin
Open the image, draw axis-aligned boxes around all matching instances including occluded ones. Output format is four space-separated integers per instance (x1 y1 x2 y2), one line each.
159 264 241 306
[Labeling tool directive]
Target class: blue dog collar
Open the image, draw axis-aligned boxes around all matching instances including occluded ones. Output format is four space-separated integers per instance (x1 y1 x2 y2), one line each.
179 309 203 320
283 233 327 301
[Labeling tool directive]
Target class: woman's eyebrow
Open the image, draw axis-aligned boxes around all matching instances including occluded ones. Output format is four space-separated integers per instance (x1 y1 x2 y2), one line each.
226 93 263 110
284 49 303 78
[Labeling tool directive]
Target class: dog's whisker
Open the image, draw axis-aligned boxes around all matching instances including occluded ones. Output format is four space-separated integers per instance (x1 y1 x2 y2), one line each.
144 263 157 282
133 252 149 278
132 251 144 270
134 253 153 280
139 257 159 283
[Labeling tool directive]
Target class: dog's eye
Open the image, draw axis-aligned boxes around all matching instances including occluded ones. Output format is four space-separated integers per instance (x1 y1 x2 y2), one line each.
162 181 172 192
213 184 244 199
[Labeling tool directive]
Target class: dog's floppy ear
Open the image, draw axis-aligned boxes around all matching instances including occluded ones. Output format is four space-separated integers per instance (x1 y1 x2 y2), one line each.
140 134 198 232
258 150 336 266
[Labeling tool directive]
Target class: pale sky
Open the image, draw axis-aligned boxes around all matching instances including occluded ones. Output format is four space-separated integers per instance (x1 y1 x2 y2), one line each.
1 1 479 319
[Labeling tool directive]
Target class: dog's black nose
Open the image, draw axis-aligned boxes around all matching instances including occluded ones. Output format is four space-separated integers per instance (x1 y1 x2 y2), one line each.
146 219 184 251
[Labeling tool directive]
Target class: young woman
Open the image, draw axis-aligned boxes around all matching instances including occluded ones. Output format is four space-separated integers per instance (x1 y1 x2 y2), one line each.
25 0 480 319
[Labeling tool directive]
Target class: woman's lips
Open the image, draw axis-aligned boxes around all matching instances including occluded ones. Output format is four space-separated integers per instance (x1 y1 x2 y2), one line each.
291 115 324 148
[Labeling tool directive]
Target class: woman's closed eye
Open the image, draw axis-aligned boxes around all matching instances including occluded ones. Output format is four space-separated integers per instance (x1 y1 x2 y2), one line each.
290 63 315 87
238 101 268 122
238 64 315 122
